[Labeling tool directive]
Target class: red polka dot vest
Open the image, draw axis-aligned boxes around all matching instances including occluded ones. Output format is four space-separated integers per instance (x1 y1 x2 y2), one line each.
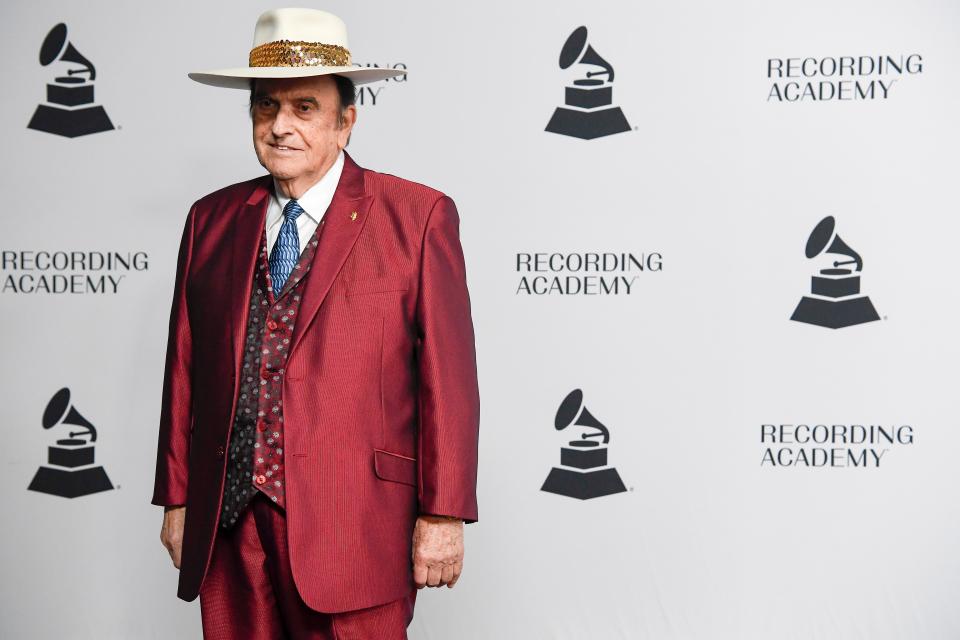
219 217 323 529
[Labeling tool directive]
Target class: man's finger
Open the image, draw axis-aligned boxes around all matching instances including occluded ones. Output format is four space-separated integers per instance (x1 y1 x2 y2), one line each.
413 562 428 589
440 564 454 586
447 562 463 588
426 564 442 587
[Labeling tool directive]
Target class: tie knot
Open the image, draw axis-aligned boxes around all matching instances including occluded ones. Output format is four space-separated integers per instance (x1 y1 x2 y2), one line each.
283 199 305 222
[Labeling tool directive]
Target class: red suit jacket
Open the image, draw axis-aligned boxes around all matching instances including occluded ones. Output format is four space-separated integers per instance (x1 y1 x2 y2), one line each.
151 150 480 612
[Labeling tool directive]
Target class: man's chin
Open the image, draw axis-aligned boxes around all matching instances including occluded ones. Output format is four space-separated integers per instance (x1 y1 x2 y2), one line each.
262 162 305 181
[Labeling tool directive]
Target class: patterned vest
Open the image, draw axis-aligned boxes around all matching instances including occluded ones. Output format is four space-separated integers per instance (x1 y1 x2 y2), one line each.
219 217 323 530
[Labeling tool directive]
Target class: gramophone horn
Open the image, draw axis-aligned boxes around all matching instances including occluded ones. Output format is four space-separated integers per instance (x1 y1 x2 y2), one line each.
39 24 69 65
574 406 610 443
554 389 610 443
555 389 584 430
42 387 98 441
578 44 615 81
557 26 615 81
558 27 589 69
804 216 863 271
824 234 863 271
38 23 96 79
804 216 836 258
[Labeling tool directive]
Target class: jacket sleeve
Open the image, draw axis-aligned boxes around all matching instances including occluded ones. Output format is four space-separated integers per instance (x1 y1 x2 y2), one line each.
150 203 197 507
415 195 481 523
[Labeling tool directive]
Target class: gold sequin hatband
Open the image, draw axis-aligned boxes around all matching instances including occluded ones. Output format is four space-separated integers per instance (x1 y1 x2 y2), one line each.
248 40 352 68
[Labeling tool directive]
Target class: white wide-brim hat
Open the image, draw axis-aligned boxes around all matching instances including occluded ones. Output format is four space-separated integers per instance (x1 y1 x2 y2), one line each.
188 8 406 89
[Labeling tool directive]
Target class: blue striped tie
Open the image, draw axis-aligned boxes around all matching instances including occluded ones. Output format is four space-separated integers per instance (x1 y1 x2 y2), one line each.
268 199 305 292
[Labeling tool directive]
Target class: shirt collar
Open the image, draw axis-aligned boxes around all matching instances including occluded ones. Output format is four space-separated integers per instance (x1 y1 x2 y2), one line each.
268 148 345 227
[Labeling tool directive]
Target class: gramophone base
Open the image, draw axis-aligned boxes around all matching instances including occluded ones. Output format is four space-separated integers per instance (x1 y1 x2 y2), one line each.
790 295 880 329
27 104 114 138
541 466 627 500
560 446 608 469
27 465 114 498
545 106 631 140
48 443 95 468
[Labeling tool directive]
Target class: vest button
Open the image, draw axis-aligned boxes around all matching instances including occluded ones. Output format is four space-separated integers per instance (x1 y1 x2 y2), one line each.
215 446 225 458
255 474 267 485
257 421 268 432
267 320 278 331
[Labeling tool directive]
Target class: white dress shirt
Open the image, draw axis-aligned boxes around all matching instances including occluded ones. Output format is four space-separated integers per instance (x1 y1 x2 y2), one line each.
266 149 345 257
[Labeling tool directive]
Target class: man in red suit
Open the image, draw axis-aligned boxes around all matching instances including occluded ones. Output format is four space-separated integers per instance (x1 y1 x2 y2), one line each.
151 9 480 639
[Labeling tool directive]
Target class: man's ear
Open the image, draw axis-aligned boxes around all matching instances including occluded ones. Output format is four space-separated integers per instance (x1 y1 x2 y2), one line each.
338 105 357 149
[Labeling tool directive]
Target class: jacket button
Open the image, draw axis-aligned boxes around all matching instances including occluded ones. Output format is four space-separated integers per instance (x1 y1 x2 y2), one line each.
215 446 225 458
255 474 267 485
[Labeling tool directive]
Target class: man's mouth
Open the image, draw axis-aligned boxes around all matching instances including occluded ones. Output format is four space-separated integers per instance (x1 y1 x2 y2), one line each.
270 143 300 152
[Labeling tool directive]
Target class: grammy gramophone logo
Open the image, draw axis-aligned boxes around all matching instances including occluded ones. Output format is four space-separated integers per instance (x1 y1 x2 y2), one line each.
27 23 114 138
27 388 114 498
545 26 631 140
541 389 627 500
790 216 880 329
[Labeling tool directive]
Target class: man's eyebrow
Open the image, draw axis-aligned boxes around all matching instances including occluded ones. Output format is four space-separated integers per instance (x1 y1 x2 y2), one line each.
252 93 320 105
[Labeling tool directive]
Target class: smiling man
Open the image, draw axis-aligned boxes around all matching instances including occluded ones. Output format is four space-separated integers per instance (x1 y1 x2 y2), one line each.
250 75 355 199
151 8 480 639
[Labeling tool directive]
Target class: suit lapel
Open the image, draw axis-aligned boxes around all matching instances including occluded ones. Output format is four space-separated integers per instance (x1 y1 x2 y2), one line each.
228 151 371 374
287 150 372 362
229 176 271 379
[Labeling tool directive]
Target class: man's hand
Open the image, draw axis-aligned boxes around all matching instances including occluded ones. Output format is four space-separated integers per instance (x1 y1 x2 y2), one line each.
411 515 464 589
160 505 186 569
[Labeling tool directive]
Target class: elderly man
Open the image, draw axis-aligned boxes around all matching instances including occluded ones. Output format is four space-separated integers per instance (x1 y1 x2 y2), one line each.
151 8 480 639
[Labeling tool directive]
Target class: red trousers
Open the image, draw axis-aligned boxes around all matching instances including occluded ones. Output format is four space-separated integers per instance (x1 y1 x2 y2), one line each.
199 491 416 639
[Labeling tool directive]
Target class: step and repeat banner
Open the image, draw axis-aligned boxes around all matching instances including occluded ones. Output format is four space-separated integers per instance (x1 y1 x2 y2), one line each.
2 0 959 638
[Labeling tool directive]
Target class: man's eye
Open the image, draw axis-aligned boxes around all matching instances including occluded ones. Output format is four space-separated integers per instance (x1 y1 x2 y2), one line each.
299 103 314 112
257 99 273 109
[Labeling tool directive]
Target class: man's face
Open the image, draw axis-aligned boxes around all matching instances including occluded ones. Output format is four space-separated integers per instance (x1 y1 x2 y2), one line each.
251 76 356 184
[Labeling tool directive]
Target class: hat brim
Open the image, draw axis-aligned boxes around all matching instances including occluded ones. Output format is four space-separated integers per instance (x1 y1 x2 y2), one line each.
188 66 406 89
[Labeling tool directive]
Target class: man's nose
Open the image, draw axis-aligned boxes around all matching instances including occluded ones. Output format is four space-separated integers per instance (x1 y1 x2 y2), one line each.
270 104 295 137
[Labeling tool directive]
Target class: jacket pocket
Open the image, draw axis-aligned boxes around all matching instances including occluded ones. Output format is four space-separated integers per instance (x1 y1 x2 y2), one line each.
346 277 409 296
373 448 417 487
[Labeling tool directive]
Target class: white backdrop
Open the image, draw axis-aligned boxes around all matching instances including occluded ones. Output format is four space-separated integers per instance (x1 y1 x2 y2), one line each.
2 0 960 638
